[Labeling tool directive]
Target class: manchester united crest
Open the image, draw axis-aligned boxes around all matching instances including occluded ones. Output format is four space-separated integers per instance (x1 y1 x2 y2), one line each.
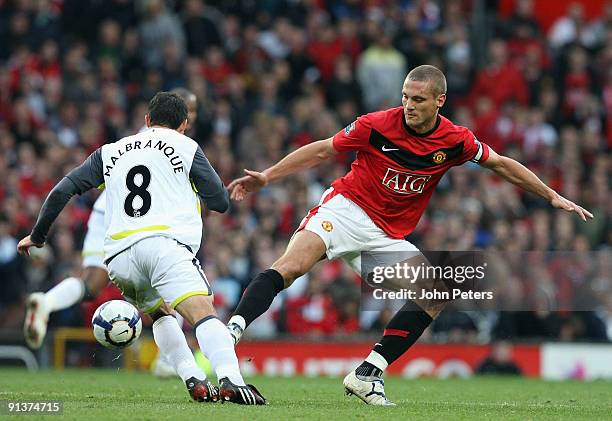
321 221 333 232
432 150 447 164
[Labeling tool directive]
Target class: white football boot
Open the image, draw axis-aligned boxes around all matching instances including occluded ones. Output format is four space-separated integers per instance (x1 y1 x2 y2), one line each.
151 353 178 378
23 293 50 349
343 370 396 406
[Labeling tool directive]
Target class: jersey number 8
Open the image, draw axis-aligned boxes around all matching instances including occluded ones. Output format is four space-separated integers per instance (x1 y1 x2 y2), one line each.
124 165 151 218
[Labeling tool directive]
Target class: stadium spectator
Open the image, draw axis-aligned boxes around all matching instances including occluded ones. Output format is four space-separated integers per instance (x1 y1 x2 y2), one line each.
357 27 406 111
470 39 529 109
182 0 222 57
548 2 588 50
476 341 523 376
138 0 186 69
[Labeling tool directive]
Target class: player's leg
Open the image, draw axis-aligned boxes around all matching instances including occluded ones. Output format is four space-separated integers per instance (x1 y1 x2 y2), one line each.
150 307 183 378
106 244 218 403
23 265 109 349
228 190 362 343
174 285 266 404
344 299 441 406
24 207 109 349
149 237 266 405
344 246 447 405
227 229 326 343
149 303 217 402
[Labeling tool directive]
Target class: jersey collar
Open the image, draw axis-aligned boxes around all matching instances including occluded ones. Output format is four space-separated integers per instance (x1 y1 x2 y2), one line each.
402 114 441 137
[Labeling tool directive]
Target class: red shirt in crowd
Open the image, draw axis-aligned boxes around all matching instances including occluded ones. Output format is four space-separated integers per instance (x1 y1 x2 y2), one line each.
470 63 529 108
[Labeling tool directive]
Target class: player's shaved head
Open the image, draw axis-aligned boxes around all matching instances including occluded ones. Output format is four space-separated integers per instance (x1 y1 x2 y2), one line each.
171 87 196 104
405 65 447 97
170 87 197 130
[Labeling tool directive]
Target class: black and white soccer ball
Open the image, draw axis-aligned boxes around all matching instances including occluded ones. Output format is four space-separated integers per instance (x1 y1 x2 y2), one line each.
92 300 142 349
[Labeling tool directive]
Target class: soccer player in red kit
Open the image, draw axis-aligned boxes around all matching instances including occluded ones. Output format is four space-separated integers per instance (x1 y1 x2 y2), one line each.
226 65 592 405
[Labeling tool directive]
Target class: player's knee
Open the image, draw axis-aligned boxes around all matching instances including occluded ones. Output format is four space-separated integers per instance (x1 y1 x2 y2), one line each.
271 260 306 287
149 304 174 322
174 294 216 327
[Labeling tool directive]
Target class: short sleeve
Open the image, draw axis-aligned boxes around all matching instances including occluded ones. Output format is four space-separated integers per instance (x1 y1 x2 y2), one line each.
458 129 490 165
332 115 372 152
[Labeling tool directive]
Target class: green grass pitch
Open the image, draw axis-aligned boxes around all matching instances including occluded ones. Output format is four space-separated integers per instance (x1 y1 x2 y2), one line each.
1 368 611 420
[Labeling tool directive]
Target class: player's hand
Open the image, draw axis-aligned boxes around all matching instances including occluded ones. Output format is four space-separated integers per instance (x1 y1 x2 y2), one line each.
17 235 44 257
228 169 268 201
551 194 593 222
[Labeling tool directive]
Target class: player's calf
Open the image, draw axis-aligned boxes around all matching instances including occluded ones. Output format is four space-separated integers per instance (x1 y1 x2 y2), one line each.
228 268 285 344
23 270 108 349
345 299 434 406
228 230 326 341
176 295 254 393
152 312 209 398
82 266 111 298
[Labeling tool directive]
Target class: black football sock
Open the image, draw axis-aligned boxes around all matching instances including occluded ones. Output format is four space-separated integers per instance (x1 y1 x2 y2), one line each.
355 361 383 378
232 269 286 327
358 300 433 374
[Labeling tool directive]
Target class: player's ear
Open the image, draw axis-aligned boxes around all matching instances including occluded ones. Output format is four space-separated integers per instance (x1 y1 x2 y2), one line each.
177 119 188 134
436 93 446 108
145 114 151 127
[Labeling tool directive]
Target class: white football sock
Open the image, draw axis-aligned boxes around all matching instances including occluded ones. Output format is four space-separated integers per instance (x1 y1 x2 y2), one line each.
175 312 184 329
156 349 174 366
228 315 246 330
195 317 245 386
365 350 389 372
157 313 186 366
153 316 205 382
44 277 85 312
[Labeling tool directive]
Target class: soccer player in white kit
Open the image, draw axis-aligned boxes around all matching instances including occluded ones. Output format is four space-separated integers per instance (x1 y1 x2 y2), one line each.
18 92 266 405
23 88 196 378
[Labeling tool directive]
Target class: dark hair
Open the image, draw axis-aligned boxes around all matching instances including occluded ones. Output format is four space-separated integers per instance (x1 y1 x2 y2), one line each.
406 65 447 97
147 92 188 129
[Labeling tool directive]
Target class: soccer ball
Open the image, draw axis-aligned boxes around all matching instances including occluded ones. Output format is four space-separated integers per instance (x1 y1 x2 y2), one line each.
92 300 142 349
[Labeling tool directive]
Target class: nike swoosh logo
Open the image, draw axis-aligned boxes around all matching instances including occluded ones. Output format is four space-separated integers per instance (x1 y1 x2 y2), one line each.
381 146 399 152
119 329 129 335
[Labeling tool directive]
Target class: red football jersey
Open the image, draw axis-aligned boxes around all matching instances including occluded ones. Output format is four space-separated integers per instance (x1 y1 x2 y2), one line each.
332 107 489 239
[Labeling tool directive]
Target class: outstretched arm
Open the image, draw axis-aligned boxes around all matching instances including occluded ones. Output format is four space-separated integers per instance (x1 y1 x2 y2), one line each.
480 148 593 221
17 149 104 255
229 138 337 201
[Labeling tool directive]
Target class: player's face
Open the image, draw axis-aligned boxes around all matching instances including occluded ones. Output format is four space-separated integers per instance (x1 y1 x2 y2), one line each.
185 97 197 131
401 80 445 132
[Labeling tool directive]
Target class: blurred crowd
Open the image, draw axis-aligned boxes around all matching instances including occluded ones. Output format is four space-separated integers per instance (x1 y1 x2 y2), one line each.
0 0 610 345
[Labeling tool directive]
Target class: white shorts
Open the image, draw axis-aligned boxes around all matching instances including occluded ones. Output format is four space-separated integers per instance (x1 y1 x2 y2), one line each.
298 187 421 276
106 236 212 313
82 209 106 270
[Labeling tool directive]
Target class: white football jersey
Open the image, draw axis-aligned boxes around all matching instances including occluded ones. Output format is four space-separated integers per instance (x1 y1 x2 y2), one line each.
93 189 106 213
100 127 202 259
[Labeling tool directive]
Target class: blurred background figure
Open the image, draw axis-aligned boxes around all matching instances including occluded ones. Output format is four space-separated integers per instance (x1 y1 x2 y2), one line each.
476 341 523 376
